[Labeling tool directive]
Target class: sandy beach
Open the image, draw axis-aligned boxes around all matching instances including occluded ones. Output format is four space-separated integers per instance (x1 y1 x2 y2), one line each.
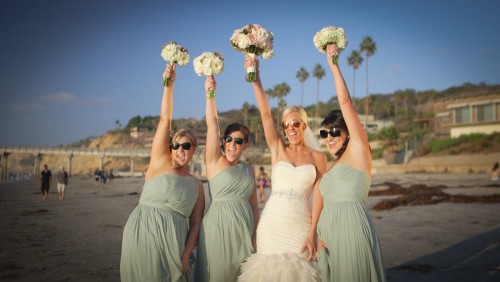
1 173 499 281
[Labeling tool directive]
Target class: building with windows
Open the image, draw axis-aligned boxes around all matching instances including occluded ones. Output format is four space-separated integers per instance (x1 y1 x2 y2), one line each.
434 93 500 138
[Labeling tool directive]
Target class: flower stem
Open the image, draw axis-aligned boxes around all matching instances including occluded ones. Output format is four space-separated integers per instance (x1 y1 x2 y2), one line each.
163 77 170 87
331 55 338 65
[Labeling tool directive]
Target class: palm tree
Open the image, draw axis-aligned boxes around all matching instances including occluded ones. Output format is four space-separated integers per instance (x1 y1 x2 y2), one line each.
347 50 363 105
296 67 309 106
274 82 291 128
313 64 325 120
242 102 250 126
360 36 377 127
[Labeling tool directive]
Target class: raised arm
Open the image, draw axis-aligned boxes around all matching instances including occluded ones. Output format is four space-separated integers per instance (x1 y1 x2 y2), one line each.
204 76 223 176
326 45 371 169
146 64 176 179
245 55 282 160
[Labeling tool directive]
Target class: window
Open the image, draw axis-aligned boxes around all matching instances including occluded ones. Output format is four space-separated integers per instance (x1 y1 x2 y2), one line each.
455 106 470 124
476 104 493 122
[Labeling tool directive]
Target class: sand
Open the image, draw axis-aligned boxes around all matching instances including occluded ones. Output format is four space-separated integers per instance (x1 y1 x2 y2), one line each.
0 173 499 281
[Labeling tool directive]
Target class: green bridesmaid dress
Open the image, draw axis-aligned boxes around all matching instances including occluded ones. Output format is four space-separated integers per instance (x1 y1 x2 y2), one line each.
195 163 255 282
317 164 386 282
120 174 199 282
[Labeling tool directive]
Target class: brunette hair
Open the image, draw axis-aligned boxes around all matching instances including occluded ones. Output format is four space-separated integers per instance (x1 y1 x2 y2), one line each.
321 109 349 158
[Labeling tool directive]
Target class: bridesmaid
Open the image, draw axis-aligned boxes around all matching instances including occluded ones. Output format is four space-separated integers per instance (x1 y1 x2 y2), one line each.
120 64 205 282
194 76 260 281
312 43 387 281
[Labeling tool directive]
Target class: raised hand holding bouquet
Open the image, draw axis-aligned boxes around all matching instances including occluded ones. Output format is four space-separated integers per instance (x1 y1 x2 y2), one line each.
161 41 190 86
313 26 347 65
193 51 224 99
229 24 274 82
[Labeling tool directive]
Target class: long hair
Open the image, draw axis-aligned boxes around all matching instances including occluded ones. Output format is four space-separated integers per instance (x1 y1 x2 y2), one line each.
321 109 349 159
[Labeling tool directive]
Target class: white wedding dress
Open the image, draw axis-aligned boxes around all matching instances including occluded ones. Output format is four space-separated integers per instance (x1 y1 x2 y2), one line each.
239 161 320 282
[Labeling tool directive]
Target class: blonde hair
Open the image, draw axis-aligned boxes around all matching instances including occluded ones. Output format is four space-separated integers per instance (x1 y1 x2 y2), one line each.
170 128 198 148
170 128 198 169
282 105 308 125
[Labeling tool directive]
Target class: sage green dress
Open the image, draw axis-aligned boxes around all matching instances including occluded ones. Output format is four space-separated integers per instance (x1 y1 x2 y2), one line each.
194 163 255 282
317 164 386 282
120 174 199 282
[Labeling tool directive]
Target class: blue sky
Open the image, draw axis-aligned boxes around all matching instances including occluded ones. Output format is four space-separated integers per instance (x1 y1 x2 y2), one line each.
1 0 499 146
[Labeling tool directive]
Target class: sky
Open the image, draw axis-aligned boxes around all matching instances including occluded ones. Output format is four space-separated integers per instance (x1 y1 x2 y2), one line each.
1 0 499 147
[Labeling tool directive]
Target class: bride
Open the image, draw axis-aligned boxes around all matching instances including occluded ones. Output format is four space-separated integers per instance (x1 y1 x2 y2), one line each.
239 56 327 281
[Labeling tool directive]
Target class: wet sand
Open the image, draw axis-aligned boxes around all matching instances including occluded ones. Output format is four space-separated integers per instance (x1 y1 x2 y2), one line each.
0 173 499 281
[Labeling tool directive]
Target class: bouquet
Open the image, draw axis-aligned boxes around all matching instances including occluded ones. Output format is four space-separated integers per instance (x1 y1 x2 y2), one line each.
229 24 274 82
313 26 348 65
161 41 190 86
193 51 224 99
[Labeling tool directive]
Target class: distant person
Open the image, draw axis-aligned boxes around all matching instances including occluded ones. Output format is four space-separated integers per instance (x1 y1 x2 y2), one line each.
491 162 499 181
194 76 259 281
40 164 52 201
94 168 101 186
101 169 108 184
256 166 271 203
56 166 69 200
120 63 205 281
313 43 386 281
108 170 115 184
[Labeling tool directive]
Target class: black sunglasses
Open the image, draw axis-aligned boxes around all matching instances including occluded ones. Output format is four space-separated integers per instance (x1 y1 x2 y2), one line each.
224 136 245 145
281 119 302 129
171 142 192 150
320 127 343 138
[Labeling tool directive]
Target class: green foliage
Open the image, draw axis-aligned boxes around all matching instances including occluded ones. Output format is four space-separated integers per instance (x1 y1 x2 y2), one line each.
427 133 492 154
371 147 384 159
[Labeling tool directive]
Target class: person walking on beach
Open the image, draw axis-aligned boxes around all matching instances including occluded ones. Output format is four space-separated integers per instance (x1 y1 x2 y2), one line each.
194 76 259 282
56 166 68 200
313 43 386 281
491 162 499 181
94 168 101 186
256 166 270 203
120 64 205 282
40 164 52 201
239 55 327 281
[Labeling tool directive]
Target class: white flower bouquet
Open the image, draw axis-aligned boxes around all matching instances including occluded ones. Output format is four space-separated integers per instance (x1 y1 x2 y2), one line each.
161 41 190 86
313 26 348 65
229 24 274 82
193 52 224 98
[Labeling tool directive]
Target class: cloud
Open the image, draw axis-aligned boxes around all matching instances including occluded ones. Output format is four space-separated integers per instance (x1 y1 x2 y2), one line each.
8 92 109 112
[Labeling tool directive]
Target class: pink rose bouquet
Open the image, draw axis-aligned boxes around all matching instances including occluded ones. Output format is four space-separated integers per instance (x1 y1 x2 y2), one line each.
229 24 274 82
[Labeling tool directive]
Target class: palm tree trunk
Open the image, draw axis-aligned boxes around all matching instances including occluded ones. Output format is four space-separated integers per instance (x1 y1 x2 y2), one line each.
364 55 369 129
316 80 320 119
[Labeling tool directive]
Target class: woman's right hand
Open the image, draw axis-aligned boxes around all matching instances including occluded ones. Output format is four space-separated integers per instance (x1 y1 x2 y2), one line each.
244 55 260 80
163 64 176 84
205 76 216 95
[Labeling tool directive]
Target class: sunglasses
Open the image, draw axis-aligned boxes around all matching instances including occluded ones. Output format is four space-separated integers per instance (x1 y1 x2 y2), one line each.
171 142 192 150
320 127 343 138
281 119 302 129
223 136 246 145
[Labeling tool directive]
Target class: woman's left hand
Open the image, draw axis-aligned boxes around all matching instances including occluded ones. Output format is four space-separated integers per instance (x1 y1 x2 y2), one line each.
300 237 316 261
